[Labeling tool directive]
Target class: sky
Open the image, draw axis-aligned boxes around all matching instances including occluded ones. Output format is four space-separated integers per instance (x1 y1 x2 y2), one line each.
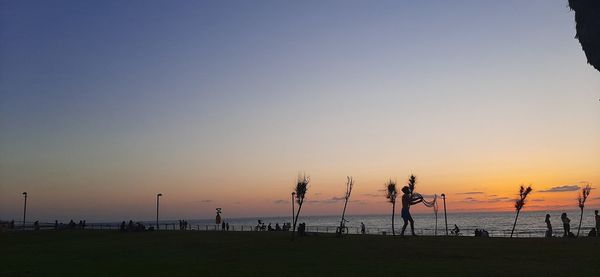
1 0 599 222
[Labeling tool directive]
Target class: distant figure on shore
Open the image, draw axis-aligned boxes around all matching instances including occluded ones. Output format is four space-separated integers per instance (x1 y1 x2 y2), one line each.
34 221 40 231
452 224 460 236
545 214 553 238
226 222 229 231
54 220 59 230
588 228 597 237
474 228 488 237
298 222 306 236
120 221 126 232
222 221 226 231
400 186 423 236
595 210 599 236
361 222 366 234
561 213 571 237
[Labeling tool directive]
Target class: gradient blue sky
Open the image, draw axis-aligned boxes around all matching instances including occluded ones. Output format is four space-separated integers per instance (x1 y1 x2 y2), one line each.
1 0 599 222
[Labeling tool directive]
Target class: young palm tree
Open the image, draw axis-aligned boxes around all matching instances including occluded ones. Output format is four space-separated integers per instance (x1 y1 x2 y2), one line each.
576 183 592 237
337 176 354 237
385 180 398 236
292 174 309 238
510 185 533 238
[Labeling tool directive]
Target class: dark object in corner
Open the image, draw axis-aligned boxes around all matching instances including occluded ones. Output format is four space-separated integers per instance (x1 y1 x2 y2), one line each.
569 0 600 72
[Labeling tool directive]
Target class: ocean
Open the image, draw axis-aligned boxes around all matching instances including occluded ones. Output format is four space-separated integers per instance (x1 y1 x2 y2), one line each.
153 209 599 238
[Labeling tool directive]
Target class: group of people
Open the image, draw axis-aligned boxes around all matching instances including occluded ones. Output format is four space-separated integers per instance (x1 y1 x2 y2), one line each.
178 220 189 230
221 221 230 231
474 228 489 237
253 220 292 231
119 220 148 232
545 210 600 238
296 222 307 236
53 220 86 230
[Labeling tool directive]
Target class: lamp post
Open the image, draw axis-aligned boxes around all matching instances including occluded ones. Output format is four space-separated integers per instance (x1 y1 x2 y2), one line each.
156 193 162 230
291 192 296 227
441 193 448 236
22 192 28 230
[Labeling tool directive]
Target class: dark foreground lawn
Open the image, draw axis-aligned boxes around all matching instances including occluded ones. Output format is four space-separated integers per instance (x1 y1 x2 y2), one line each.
2 231 600 276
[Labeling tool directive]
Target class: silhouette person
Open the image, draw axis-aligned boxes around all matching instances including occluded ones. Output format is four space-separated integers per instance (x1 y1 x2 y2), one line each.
222 221 226 231
360 222 366 234
595 210 599 237
545 214 553 238
561 213 571 237
400 186 423 236
452 224 460 236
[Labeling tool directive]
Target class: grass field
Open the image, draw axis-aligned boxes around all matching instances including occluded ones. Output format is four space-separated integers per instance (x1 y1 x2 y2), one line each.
2 230 600 276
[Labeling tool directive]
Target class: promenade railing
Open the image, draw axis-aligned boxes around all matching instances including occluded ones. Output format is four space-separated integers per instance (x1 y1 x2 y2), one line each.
3 221 596 238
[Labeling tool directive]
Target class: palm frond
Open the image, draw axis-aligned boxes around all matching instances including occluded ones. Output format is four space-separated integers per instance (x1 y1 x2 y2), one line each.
408 175 416 193
385 180 397 203
295 174 310 205
578 183 592 209
514 185 533 211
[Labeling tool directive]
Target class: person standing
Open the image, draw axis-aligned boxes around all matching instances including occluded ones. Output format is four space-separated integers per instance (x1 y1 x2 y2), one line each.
360 222 366 234
400 186 423 236
561 213 570 237
595 210 599 237
545 214 553 238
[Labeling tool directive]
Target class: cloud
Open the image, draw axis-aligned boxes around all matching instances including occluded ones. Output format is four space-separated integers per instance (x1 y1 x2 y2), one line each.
305 199 337 204
487 196 511 203
462 196 511 203
531 199 545 202
539 185 580 193
457 191 484 195
314 192 322 196
330 196 345 201
362 193 380 197
198 199 212 203
273 200 287 204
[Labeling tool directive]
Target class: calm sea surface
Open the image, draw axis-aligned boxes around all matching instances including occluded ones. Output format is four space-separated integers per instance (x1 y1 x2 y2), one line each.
150 210 599 238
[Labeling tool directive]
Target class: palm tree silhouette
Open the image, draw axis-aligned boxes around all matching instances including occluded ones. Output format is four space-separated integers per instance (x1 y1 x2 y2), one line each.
292 174 309 238
576 183 592 237
510 185 532 238
385 180 398 236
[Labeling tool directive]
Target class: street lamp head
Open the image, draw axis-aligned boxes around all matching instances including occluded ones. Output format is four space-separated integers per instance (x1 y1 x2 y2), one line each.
292 192 296 195
22 192 27 196
157 193 162 197
441 193 445 197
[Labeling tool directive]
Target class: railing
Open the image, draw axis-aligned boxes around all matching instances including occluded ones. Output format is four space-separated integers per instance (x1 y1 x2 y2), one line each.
2 221 596 238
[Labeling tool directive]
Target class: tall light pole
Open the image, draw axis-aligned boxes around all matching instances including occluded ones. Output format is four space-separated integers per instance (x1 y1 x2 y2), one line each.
22 192 28 230
441 193 448 236
291 192 296 227
156 193 162 231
